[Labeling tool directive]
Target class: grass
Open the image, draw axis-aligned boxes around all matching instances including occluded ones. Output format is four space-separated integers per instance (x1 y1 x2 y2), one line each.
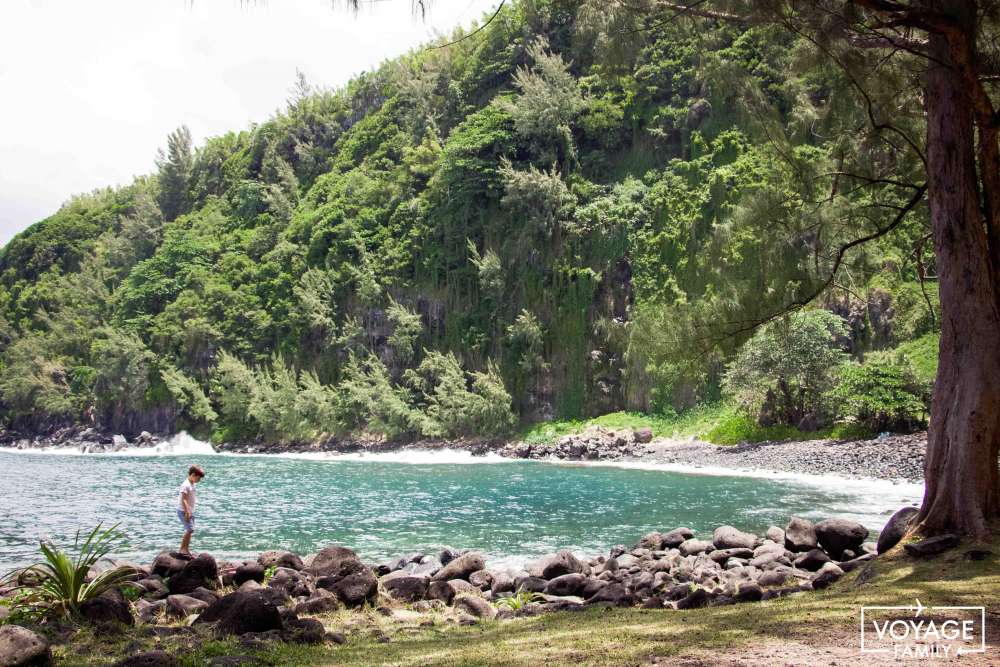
48 529 1000 666
519 405 876 447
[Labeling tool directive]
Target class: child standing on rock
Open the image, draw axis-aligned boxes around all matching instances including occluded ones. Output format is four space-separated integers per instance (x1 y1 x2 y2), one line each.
177 465 205 556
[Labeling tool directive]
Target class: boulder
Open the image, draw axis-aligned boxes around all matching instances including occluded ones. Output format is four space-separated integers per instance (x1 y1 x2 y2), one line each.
151 552 189 578
169 553 218 595
438 548 461 566
234 564 266 586
528 550 586 579
80 591 133 626
431 553 485 582
675 587 710 610
661 528 695 548
709 548 754 563
637 532 663 550
0 625 51 667
112 651 178 667
793 549 831 572
382 573 429 602
136 577 168 598
735 582 763 602
195 590 283 636
811 562 844 589
453 594 496 620
284 617 326 644
166 594 209 618
815 518 869 560
678 539 713 556
876 507 919 554
544 573 586 597
306 546 366 579
765 526 785 544
292 589 340 615
490 572 515 595
712 526 757 550
757 570 790 587
427 580 461 604
258 551 304 571
135 598 166 623
784 517 818 552
468 570 493 590
904 534 960 557
318 569 377 607
513 576 548 594
633 427 654 443
585 583 633 606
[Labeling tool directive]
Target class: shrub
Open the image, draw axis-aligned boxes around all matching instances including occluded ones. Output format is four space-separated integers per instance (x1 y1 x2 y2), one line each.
832 352 928 432
722 310 848 427
0 524 135 621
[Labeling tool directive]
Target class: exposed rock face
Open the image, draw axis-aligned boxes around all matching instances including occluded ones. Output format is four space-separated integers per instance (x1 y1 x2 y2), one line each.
877 507 919 554
814 519 869 560
0 625 52 667
784 517 818 552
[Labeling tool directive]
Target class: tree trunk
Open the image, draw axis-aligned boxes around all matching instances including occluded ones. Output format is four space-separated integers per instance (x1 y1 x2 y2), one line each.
916 1 1000 540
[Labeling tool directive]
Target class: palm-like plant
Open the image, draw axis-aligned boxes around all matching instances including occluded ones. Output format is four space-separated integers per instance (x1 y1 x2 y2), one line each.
495 589 544 611
0 523 135 621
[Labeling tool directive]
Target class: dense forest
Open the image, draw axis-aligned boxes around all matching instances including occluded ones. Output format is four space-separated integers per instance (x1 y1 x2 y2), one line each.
0 0 938 445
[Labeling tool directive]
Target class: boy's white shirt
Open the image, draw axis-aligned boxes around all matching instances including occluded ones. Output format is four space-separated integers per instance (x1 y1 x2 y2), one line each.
177 478 196 512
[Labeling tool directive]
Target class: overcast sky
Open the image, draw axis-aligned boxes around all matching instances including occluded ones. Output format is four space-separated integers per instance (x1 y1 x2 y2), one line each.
0 0 498 246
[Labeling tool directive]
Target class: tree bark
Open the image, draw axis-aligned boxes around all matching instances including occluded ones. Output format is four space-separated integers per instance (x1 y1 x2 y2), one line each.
915 0 1000 540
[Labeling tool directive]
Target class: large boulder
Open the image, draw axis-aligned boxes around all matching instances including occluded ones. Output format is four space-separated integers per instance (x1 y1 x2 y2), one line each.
431 553 485 582
528 550 587 579
258 551 304 571
877 507 919 554
306 546 367 580
811 562 845 589
80 591 133 626
382 572 429 602
678 539 713 556
169 553 218 595
0 625 51 667
151 552 189 579
284 617 326 644
166 594 209 618
793 549 831 572
784 517 818 552
318 569 377 607
815 518 869 560
661 528 695 548
453 594 496 620
585 583 633 606
544 573 587 597
292 589 341 615
234 563 265 586
195 590 283 636
712 526 757 550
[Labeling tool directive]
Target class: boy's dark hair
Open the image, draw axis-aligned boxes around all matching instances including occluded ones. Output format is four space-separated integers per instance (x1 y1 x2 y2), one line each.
188 465 205 478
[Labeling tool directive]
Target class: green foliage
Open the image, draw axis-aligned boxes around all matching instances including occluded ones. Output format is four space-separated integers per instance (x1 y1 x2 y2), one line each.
832 353 928 432
0 0 936 441
0 524 135 622
896 332 939 386
496 589 544 610
722 311 849 427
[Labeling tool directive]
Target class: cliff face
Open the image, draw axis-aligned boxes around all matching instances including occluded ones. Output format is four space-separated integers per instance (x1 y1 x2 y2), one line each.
0 0 930 440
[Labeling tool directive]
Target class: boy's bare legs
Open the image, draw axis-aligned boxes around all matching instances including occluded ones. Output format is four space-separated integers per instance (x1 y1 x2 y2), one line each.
179 530 193 555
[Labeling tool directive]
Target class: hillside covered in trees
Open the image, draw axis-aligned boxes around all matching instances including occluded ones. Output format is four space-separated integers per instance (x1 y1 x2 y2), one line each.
0 0 937 445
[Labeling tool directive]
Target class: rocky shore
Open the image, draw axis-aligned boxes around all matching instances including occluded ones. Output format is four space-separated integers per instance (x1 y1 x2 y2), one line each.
0 424 927 484
2 508 961 667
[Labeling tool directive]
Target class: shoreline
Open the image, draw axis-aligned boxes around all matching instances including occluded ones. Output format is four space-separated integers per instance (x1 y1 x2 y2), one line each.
0 425 927 485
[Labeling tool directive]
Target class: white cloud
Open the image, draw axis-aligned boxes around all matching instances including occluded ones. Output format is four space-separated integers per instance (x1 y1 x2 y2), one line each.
0 0 499 245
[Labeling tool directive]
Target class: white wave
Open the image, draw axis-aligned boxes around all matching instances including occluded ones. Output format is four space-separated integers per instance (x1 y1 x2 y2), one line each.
0 431 216 457
260 448 512 465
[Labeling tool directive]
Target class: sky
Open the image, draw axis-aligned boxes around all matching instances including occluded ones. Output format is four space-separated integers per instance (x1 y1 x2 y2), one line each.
0 0 499 246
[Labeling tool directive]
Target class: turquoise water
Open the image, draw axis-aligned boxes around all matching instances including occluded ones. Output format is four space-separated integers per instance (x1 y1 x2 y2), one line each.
0 447 922 572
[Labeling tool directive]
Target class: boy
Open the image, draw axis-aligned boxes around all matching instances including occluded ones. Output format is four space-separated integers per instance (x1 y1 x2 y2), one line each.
177 464 205 556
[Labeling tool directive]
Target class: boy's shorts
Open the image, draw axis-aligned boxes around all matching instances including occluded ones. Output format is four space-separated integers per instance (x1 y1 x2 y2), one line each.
177 509 196 533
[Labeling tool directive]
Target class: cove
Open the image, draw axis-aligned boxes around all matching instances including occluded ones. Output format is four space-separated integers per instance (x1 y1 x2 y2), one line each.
0 447 921 572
